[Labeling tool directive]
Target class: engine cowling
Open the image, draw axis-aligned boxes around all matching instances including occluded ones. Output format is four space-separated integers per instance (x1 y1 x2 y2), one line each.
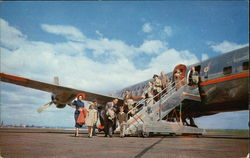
56 104 66 109
37 93 67 113
52 94 67 109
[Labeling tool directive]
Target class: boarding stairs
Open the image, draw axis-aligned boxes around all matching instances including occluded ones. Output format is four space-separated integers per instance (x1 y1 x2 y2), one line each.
124 78 205 137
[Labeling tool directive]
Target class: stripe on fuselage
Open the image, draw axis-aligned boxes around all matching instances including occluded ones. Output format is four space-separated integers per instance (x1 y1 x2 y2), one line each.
200 72 249 86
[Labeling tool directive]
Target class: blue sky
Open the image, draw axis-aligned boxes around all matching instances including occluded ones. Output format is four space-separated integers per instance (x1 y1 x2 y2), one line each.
0 1 249 128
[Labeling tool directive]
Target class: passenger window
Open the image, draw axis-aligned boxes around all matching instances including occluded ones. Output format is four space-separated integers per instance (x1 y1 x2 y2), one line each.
223 66 232 75
242 61 249 70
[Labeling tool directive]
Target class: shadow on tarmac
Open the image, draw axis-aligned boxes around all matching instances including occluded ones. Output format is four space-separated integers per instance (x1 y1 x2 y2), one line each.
134 136 165 158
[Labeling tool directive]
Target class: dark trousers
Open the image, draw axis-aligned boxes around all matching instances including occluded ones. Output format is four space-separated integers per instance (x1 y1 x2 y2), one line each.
154 91 161 102
104 120 114 137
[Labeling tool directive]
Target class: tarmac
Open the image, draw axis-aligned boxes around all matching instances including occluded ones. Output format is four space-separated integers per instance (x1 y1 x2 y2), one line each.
0 128 249 158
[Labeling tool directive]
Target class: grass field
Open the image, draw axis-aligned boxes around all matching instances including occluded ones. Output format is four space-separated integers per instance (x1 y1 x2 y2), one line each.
206 129 249 136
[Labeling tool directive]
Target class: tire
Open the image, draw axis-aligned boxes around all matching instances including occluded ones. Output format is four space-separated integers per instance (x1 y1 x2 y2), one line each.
142 132 149 138
196 134 203 138
142 132 153 138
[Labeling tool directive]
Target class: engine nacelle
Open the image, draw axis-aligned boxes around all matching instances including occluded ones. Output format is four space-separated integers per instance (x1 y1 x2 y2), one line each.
56 104 66 109
51 94 66 109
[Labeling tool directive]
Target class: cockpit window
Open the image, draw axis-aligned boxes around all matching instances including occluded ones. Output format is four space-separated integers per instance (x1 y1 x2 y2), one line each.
223 66 232 75
242 61 249 70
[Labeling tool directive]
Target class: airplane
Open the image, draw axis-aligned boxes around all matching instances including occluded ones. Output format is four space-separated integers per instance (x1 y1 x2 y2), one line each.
0 45 249 129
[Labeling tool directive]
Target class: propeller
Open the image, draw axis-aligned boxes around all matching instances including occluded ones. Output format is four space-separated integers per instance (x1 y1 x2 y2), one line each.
37 102 53 113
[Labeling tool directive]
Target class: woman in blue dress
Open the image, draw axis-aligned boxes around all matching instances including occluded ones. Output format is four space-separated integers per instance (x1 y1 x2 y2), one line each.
72 93 85 137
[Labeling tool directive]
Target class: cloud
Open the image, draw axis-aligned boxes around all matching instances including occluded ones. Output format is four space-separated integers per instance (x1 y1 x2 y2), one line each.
95 30 103 38
142 23 152 33
0 18 27 50
163 26 172 37
201 53 209 61
0 17 199 94
142 23 174 40
209 40 248 53
41 24 85 42
1 18 202 127
138 40 167 55
83 38 136 59
149 49 199 73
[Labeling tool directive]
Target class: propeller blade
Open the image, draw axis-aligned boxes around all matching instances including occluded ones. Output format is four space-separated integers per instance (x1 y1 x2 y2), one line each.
37 102 53 113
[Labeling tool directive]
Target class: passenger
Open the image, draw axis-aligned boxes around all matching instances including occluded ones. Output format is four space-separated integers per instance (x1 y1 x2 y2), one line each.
153 74 162 102
123 90 134 116
160 71 169 94
105 98 118 137
117 106 128 138
142 81 154 107
72 93 87 137
98 104 106 133
191 67 199 85
174 69 182 90
90 100 99 136
85 104 98 138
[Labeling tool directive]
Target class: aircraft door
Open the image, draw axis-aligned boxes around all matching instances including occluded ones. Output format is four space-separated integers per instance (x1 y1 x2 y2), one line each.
187 65 201 86
173 64 187 90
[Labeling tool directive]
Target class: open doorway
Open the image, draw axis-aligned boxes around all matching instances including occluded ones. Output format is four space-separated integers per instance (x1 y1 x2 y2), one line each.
172 64 187 90
187 65 201 86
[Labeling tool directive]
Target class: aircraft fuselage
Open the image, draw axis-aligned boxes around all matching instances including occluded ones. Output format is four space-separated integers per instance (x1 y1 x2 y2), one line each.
115 46 249 118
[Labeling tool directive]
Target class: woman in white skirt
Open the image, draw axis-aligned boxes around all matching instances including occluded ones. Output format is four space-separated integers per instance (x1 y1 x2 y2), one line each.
85 104 98 138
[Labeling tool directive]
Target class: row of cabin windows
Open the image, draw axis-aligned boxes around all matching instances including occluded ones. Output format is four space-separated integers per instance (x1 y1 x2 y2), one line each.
119 61 249 97
120 85 148 98
223 61 249 75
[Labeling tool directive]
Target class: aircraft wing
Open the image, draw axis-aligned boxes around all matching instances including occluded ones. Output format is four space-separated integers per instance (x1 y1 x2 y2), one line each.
0 73 123 105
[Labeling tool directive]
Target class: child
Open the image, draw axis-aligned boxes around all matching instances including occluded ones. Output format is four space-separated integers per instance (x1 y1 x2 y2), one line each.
85 104 98 138
117 106 128 138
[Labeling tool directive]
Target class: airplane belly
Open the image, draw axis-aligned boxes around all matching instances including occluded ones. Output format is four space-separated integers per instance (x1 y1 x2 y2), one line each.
199 77 248 112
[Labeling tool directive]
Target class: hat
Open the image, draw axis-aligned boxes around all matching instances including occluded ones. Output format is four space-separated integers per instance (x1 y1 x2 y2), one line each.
77 93 85 100
153 74 158 78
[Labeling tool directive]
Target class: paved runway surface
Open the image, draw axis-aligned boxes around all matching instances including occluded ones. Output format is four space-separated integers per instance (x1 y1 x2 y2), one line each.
0 128 249 158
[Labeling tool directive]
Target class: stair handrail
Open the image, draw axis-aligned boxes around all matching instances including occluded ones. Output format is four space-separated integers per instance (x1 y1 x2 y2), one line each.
156 77 187 107
127 77 183 115
126 78 187 131
153 78 187 120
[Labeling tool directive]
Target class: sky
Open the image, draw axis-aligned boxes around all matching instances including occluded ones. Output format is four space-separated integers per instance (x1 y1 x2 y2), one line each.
0 1 249 129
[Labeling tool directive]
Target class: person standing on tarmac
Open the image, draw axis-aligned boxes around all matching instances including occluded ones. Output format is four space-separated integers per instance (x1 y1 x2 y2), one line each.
117 106 128 138
90 100 99 136
104 98 119 137
85 104 98 138
72 93 87 137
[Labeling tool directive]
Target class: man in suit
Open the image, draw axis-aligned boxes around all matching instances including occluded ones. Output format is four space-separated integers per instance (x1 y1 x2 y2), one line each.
104 98 118 137
123 90 134 116
153 74 162 102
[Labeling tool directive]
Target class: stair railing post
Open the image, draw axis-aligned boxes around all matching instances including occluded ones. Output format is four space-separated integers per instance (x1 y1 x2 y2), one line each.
159 92 162 120
179 103 183 125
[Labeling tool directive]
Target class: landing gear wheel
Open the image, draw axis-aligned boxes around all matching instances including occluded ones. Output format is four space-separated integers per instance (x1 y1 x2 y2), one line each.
196 134 203 138
142 132 153 138
169 133 176 137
